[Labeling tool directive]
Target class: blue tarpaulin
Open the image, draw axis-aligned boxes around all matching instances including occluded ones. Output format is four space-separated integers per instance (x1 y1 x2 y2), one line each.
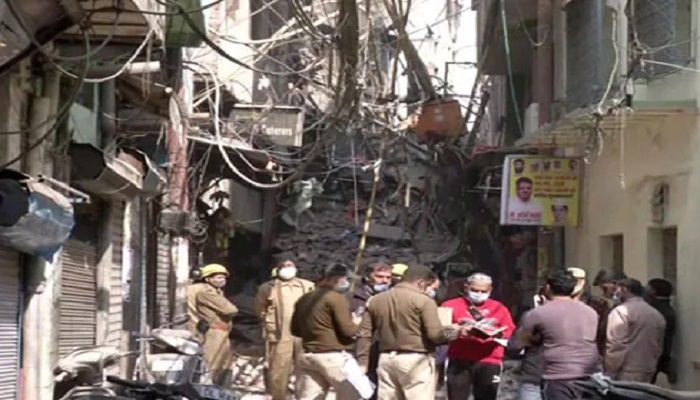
0 180 74 262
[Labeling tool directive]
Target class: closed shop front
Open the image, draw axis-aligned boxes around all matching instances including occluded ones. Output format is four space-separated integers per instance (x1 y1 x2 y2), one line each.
107 202 124 349
146 200 174 329
59 239 98 356
0 246 22 400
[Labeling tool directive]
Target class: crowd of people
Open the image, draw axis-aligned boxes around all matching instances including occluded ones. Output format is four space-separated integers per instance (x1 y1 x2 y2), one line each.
186 260 677 400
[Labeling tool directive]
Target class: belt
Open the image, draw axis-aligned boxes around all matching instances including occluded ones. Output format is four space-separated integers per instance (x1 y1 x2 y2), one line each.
210 322 231 330
381 350 428 355
303 349 348 354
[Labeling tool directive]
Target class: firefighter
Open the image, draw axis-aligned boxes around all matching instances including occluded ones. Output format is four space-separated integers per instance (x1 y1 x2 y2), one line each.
254 259 314 400
187 263 238 386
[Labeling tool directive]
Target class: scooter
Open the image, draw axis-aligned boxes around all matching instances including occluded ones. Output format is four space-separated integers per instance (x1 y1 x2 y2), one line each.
134 315 242 400
133 314 207 385
578 372 700 400
106 374 203 399
53 345 133 400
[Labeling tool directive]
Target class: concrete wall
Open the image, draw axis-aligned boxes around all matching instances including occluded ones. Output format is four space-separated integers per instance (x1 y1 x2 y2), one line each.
565 114 700 388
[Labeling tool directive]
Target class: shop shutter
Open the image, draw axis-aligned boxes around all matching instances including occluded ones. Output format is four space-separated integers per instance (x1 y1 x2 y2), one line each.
107 202 125 348
155 232 172 327
0 246 21 400
59 240 98 356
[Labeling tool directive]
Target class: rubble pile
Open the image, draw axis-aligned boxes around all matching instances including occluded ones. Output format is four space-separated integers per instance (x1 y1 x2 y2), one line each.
273 197 421 277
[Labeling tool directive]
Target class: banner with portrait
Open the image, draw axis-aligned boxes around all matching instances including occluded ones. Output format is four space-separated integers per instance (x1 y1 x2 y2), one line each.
499 155 582 227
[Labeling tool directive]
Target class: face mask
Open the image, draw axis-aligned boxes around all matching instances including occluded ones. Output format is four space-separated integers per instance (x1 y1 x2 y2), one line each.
612 292 622 305
335 280 351 293
277 267 297 280
467 290 490 304
373 284 389 293
426 289 436 299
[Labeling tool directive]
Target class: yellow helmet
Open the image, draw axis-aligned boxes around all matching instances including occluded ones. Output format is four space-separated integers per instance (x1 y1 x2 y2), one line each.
200 264 229 278
391 263 409 277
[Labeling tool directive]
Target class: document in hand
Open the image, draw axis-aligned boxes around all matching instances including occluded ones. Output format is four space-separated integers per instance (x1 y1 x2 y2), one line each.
459 319 508 337
341 356 376 399
437 307 454 326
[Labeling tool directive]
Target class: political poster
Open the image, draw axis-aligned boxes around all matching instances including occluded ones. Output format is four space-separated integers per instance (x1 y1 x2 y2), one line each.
499 155 582 227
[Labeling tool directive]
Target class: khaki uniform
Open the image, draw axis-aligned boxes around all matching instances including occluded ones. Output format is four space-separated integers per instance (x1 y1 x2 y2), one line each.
358 283 450 400
291 288 361 400
254 278 314 400
187 282 238 386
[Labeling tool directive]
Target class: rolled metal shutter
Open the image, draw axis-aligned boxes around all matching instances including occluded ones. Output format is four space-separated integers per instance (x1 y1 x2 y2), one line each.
0 246 20 400
155 232 172 327
107 202 124 349
59 240 98 356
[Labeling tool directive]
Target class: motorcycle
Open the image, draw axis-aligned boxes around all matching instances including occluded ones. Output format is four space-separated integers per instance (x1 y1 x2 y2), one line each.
53 345 134 400
578 372 700 400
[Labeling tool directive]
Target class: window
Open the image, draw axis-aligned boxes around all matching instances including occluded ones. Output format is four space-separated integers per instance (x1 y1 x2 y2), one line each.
648 227 678 288
600 234 624 273
661 227 677 287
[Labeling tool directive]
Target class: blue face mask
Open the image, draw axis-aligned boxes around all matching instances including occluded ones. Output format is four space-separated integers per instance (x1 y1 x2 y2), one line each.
612 292 622 306
426 289 436 299
336 280 351 293
373 284 389 293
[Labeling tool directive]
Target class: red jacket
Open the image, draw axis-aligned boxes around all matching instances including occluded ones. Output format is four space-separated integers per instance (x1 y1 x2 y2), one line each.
442 297 515 365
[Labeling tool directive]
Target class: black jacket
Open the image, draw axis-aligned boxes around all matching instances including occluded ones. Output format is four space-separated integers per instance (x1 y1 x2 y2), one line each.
647 297 676 362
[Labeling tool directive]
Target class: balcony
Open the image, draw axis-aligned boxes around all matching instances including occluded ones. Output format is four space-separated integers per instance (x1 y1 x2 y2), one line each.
60 0 206 45
59 0 165 43
478 0 536 76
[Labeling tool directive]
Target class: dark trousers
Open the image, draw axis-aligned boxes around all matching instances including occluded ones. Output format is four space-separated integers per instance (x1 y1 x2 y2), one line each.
542 379 589 400
446 359 502 400
367 341 380 400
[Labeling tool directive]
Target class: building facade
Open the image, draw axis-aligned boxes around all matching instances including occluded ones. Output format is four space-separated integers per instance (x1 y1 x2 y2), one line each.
476 0 699 389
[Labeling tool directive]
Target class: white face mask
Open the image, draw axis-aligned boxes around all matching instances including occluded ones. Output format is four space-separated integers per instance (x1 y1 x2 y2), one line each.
278 267 297 280
467 290 490 304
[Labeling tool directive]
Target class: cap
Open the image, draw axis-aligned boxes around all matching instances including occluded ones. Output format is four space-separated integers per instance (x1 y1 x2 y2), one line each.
200 264 229 278
391 263 409 277
567 267 586 279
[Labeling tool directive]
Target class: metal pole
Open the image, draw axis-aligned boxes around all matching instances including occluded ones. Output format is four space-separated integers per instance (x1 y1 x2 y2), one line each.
166 48 192 317
22 66 60 400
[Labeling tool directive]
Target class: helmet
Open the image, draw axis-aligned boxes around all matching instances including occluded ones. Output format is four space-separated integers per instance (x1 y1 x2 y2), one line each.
391 263 409 277
200 264 229 278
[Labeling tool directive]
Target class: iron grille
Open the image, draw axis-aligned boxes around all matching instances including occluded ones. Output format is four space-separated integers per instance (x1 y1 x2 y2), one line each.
631 0 691 80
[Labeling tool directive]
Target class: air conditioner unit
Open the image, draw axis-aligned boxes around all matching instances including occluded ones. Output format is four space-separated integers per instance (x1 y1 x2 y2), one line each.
523 103 540 137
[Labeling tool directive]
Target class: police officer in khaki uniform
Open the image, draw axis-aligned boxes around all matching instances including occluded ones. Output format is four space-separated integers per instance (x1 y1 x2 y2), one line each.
187 263 238 386
254 259 314 400
358 265 459 400
291 263 363 400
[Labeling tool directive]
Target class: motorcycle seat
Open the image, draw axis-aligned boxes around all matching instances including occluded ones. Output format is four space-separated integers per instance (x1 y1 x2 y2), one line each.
612 381 700 400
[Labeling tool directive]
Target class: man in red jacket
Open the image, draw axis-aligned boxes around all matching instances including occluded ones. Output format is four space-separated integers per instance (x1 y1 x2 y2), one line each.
441 272 515 400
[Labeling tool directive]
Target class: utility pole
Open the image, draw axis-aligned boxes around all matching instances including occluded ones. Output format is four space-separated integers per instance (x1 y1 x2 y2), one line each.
23 65 61 400
165 48 192 316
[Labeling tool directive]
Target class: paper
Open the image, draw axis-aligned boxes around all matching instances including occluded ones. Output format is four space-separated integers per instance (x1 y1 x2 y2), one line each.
458 319 507 337
493 338 509 347
437 307 454 326
341 356 376 399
